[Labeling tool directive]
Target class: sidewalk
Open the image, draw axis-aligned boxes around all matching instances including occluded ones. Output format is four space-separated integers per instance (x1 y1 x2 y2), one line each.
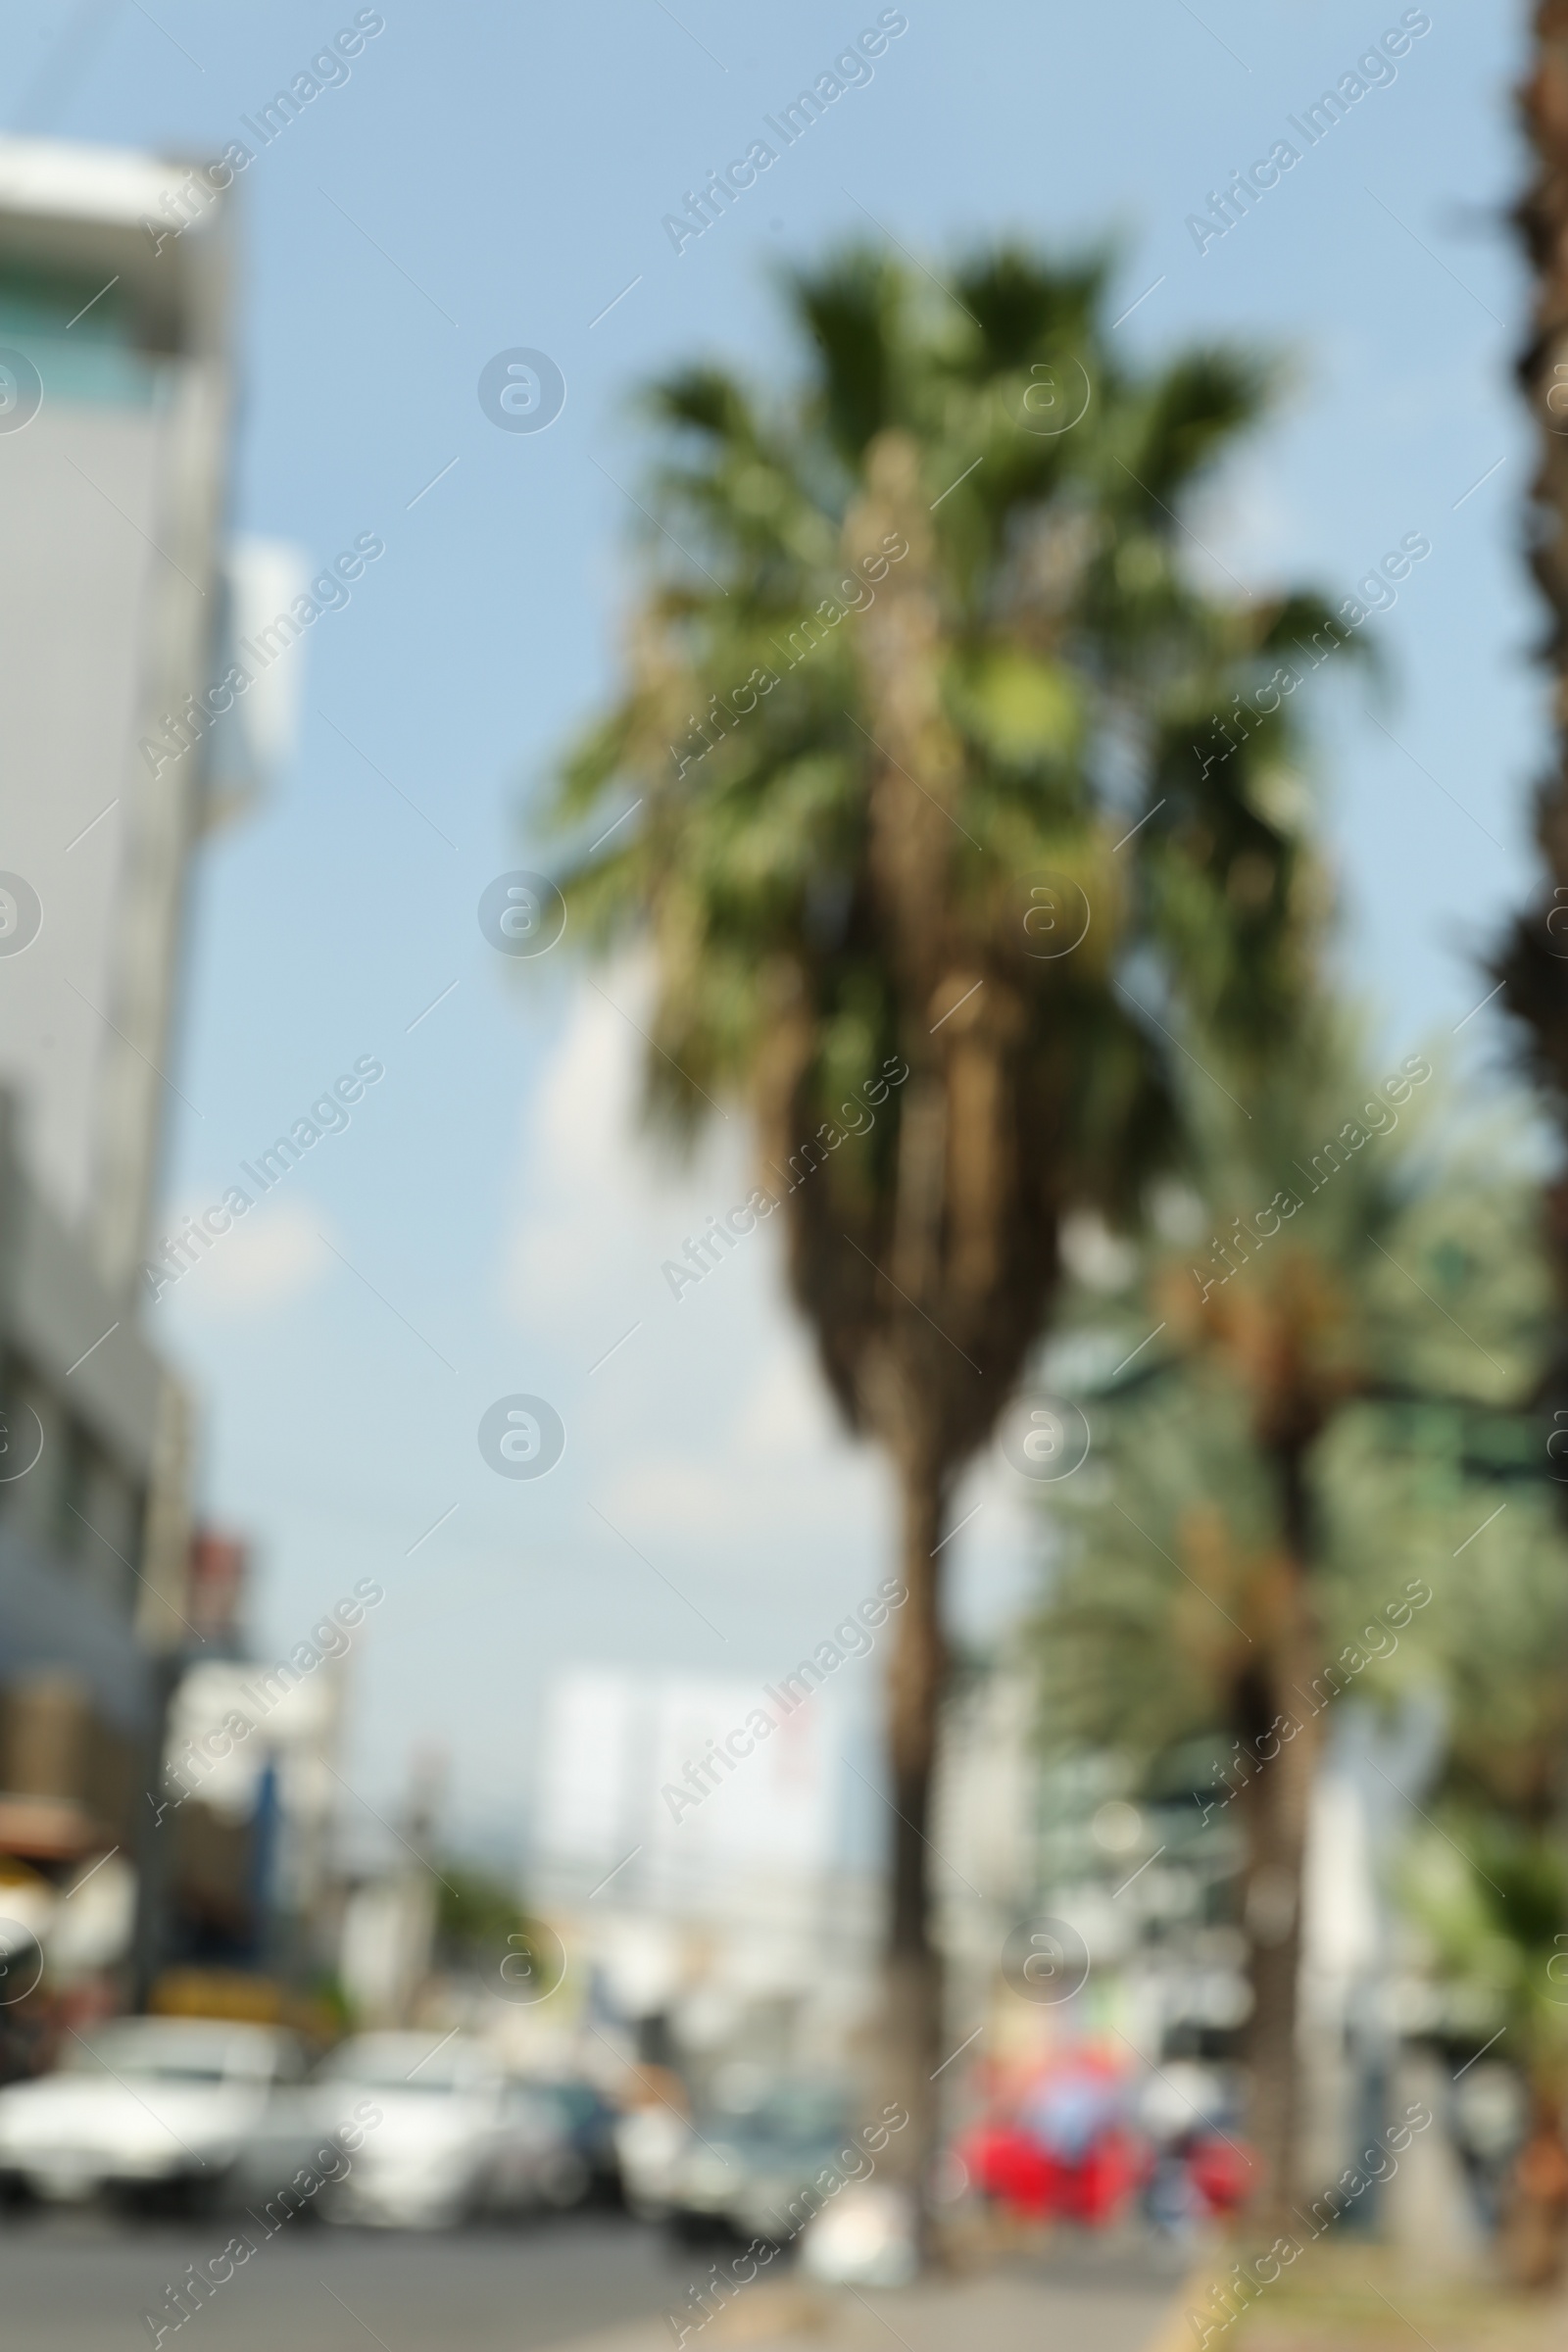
535 2259 1189 2352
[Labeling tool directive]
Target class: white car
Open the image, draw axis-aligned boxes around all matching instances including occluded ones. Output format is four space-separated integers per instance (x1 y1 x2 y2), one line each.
0 2018 318 2206
312 2032 588 2230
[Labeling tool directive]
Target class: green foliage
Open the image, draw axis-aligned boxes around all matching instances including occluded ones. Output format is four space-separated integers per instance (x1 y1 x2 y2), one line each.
1400 1817 1568 2082
432 1862 530 1967
1033 1361 1265 1758
1030 1031 1561 1778
1028 1017 1568 2110
545 245 1349 1144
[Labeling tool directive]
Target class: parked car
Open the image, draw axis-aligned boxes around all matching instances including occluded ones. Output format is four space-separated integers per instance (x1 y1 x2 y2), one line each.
485 2079 604 2212
664 2079 852 2243
516 2077 622 2204
0 2018 317 2208
313 2032 597 2229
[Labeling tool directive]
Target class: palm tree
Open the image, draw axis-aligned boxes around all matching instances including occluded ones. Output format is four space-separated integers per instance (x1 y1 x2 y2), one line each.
1482 10 1568 2274
548 244 1344 2214
1497 3 1568 1400
1410 1479 1568 2287
1036 1029 1546 2228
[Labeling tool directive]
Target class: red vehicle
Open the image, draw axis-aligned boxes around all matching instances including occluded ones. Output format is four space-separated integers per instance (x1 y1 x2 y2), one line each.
960 2048 1145 2227
960 2048 1256 2231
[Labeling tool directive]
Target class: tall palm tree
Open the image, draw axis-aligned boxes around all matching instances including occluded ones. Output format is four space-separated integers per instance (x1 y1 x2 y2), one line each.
549 245 1342 2210
1489 8 1568 2278
1038 1028 1544 2228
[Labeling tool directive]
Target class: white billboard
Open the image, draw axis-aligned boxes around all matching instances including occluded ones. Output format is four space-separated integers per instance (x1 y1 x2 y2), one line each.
535 1666 837 1902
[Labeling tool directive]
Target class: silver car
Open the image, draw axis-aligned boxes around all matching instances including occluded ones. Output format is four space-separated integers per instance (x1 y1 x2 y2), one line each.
313 2032 591 2230
0 2018 318 2206
664 2080 854 2244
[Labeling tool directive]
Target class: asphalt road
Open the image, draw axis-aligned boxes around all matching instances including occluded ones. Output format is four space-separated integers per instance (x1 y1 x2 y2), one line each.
0 2204 1189 2352
0 2205 699 2352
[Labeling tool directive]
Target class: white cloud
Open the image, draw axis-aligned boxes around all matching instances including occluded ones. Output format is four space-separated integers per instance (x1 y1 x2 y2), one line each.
503 975 875 1564
732 1344 842 1462
173 1196 335 1313
597 1337 871 1562
599 1455 736 1541
505 963 750 1331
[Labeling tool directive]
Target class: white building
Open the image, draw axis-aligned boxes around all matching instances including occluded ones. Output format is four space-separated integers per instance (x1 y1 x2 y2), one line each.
0 137 238 1982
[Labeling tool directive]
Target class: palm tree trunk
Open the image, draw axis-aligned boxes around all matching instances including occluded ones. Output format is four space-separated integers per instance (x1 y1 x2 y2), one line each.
1501 2085 1568 2285
1235 1624 1319 2232
1236 1430 1321 2232
879 1446 950 2216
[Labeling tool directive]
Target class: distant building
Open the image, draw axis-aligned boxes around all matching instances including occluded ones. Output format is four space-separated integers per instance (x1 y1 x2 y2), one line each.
162 1650 342 1972
0 136 238 1998
530 1665 882 2078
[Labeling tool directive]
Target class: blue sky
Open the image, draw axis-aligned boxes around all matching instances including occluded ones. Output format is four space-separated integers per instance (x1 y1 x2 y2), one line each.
9 0 1541 1860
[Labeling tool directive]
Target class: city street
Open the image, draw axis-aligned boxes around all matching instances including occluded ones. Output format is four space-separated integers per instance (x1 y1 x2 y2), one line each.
0 2205 1185 2352
2 5 1550 2336
0 2207 696 2352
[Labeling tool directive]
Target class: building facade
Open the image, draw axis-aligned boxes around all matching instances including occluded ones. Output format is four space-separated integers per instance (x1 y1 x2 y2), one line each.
0 135 236 2000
